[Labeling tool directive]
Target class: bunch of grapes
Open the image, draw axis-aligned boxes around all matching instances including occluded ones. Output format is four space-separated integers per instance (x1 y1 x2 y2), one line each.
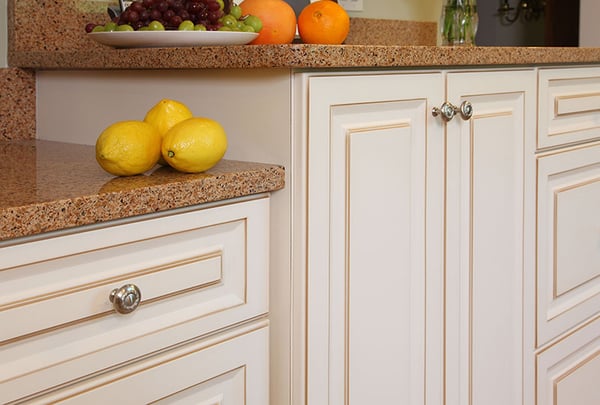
121 0 227 30
86 0 259 32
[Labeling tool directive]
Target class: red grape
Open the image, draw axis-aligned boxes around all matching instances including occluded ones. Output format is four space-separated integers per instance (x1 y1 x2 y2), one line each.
87 0 241 31
85 23 97 33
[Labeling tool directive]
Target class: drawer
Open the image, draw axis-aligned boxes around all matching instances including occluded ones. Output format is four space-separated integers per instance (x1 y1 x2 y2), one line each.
536 317 600 405
25 320 269 404
538 67 600 149
0 197 269 403
536 143 600 346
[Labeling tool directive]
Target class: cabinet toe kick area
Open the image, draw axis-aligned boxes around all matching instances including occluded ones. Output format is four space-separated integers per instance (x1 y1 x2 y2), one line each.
0 196 270 404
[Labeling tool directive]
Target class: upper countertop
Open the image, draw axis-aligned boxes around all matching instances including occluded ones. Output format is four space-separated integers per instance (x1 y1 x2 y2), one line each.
0 140 285 242
11 44 600 70
8 0 600 71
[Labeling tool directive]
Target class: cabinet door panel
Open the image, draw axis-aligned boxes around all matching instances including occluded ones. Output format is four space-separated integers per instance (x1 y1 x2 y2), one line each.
536 142 600 346
345 112 420 404
536 317 600 405
31 321 269 404
538 67 600 149
306 72 444 405
445 70 536 405
0 198 269 403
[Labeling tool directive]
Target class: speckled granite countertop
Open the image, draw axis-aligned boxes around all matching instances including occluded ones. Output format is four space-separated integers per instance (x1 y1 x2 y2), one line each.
9 0 600 70
0 140 285 242
11 45 600 70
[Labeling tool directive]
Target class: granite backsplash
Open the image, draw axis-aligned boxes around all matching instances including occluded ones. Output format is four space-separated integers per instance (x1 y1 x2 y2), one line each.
0 68 36 141
8 0 112 53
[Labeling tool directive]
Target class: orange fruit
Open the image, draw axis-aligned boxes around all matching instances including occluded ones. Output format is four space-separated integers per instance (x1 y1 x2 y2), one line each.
298 0 350 45
240 0 297 44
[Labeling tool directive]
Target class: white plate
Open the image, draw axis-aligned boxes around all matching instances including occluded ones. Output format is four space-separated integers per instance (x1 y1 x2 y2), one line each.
88 30 258 48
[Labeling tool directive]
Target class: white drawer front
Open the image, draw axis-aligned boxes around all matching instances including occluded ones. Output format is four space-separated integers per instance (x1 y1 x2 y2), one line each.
0 197 269 403
29 321 269 405
536 318 600 405
537 143 600 346
538 67 600 150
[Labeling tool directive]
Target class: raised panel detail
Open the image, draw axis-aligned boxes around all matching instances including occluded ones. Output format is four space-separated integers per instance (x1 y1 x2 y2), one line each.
555 179 600 296
538 67 600 149
0 198 269 403
445 69 535 405
306 72 444 405
536 317 600 405
31 321 269 404
555 93 600 116
555 351 600 405
0 232 230 344
345 114 422 404
537 142 600 346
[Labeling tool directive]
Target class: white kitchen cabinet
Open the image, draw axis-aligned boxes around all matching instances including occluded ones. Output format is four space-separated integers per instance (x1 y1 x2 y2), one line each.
300 71 444 405
536 141 600 346
532 66 600 405
444 70 536 405
0 196 270 404
296 69 535 405
32 65 600 405
538 67 600 150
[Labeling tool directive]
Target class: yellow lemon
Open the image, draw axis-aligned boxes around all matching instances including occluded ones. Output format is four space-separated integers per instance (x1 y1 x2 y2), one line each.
162 117 228 173
144 99 194 165
144 98 193 137
95 120 161 176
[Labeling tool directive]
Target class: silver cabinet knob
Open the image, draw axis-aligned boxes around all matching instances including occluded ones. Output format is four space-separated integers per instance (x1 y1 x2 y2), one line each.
432 101 474 122
432 102 458 122
109 284 142 314
459 101 473 120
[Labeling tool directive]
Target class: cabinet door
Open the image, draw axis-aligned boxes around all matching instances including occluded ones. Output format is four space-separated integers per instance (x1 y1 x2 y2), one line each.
536 141 600 346
444 70 536 405
305 72 445 405
536 317 600 405
30 321 269 404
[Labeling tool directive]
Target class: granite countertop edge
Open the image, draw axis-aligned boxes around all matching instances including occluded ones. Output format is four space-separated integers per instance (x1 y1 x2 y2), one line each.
0 141 285 243
10 45 600 70
1 167 285 243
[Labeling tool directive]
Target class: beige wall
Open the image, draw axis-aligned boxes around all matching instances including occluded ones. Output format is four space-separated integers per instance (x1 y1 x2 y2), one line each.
580 0 600 47
345 0 442 22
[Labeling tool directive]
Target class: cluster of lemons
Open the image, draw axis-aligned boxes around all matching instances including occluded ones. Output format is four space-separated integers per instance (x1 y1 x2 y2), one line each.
95 99 227 176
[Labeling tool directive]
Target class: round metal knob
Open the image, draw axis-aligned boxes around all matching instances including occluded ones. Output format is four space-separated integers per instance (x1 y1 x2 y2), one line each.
109 284 141 314
432 102 459 122
432 101 474 122
459 101 474 120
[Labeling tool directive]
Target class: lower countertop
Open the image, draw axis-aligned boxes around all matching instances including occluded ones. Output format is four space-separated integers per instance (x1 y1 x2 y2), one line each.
0 140 285 242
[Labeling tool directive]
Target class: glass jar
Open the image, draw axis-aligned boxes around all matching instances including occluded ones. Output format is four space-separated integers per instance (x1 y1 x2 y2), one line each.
440 0 478 46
